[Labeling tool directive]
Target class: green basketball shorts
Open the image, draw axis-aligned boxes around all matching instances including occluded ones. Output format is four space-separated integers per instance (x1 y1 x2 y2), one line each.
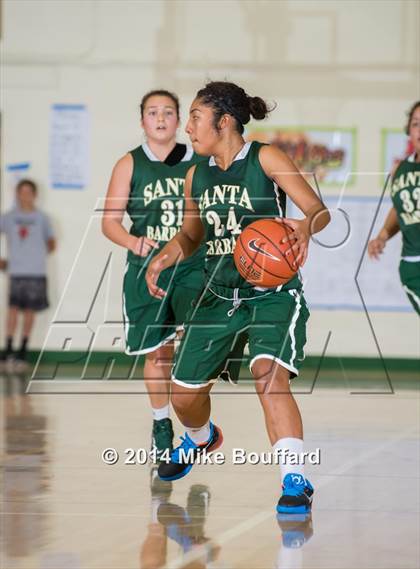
399 259 420 315
172 284 310 388
122 262 204 355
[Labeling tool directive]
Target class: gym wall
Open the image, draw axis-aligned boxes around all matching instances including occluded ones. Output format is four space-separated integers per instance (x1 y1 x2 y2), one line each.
1 0 419 357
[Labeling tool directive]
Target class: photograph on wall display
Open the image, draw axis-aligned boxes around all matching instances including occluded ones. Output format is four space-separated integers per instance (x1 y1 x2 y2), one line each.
247 126 357 185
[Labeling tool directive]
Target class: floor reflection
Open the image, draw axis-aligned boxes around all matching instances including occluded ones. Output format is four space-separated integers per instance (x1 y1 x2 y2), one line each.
2 370 50 562
139 467 315 569
276 512 314 568
140 468 221 568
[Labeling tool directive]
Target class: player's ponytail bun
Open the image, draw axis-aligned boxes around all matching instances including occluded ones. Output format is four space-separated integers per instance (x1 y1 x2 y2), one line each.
248 96 270 121
196 81 273 134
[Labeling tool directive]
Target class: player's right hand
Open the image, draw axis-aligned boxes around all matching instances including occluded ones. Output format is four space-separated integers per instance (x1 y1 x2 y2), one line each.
0 259 7 271
146 255 168 299
129 236 159 257
368 237 386 260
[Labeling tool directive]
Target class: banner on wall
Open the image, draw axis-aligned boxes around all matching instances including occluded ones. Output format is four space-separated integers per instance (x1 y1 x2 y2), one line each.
49 104 89 190
246 126 356 185
381 129 412 180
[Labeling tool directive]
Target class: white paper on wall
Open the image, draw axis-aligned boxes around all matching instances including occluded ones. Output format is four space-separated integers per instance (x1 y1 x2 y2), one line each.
290 196 411 312
49 104 89 190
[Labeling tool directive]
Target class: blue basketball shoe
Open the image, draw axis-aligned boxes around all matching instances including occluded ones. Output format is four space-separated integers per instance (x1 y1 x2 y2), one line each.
157 422 223 481
276 473 314 514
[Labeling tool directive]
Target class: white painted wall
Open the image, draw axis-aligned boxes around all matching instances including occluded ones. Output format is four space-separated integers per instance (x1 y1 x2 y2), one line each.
1 0 419 357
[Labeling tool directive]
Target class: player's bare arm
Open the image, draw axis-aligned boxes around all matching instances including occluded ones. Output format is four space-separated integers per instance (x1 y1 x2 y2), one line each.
102 154 159 257
367 161 401 260
146 166 204 299
368 206 400 260
260 145 330 265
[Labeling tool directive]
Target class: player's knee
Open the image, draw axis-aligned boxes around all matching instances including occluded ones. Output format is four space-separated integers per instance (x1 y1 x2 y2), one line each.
145 344 173 368
171 389 206 415
145 351 162 368
252 359 291 392
252 358 277 380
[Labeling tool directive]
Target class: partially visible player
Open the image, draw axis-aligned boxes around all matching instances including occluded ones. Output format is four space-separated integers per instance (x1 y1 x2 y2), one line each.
368 101 420 314
102 90 206 459
0 179 56 367
146 81 330 514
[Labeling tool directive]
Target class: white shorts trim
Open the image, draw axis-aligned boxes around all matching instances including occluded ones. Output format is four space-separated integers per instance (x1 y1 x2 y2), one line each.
217 368 237 385
171 375 218 389
403 285 420 311
402 255 420 263
287 290 302 369
249 354 299 377
125 332 176 356
122 267 130 341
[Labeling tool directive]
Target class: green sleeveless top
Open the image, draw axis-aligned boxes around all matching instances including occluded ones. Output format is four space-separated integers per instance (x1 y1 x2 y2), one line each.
391 153 420 257
126 143 206 269
191 141 301 290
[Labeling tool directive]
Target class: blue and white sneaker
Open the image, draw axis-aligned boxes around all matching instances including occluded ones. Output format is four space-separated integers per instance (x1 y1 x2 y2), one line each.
276 473 314 514
157 422 223 482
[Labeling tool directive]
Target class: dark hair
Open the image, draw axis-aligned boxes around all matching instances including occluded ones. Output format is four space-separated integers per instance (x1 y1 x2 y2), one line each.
196 81 272 134
16 179 37 194
405 101 420 135
140 89 180 119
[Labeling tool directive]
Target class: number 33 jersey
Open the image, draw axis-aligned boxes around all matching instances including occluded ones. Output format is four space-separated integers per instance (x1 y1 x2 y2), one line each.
391 153 420 258
126 142 205 269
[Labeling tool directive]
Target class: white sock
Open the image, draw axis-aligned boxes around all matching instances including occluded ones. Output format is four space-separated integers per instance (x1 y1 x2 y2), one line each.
152 405 169 421
186 421 211 444
273 437 305 480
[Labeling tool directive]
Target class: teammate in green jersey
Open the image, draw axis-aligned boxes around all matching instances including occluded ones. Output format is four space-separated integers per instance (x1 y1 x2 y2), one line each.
145 81 330 515
102 90 206 458
368 101 420 314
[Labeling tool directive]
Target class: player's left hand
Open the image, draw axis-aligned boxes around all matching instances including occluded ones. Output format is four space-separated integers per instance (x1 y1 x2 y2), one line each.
275 217 310 267
0 258 7 271
145 255 168 299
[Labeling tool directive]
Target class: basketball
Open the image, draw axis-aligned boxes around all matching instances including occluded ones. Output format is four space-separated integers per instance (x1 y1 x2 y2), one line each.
233 218 299 287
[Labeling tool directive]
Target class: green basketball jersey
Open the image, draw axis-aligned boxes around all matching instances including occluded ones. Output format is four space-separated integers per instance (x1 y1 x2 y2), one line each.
126 143 205 269
391 154 420 257
191 141 301 290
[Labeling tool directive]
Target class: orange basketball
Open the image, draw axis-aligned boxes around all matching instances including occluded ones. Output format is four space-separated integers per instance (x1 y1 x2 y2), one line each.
233 219 299 287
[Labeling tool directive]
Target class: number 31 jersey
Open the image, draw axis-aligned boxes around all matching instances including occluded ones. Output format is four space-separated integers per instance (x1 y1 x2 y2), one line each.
391 154 420 258
126 142 205 268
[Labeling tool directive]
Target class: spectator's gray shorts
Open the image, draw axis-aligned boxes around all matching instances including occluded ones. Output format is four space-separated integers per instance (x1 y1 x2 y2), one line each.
9 276 49 311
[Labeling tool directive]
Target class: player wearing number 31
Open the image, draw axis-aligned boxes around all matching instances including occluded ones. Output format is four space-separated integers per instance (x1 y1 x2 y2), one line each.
145 81 330 515
368 101 420 314
102 90 206 459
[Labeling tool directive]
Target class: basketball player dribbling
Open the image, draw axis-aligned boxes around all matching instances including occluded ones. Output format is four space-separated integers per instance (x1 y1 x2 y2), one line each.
145 81 330 514
368 101 420 314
